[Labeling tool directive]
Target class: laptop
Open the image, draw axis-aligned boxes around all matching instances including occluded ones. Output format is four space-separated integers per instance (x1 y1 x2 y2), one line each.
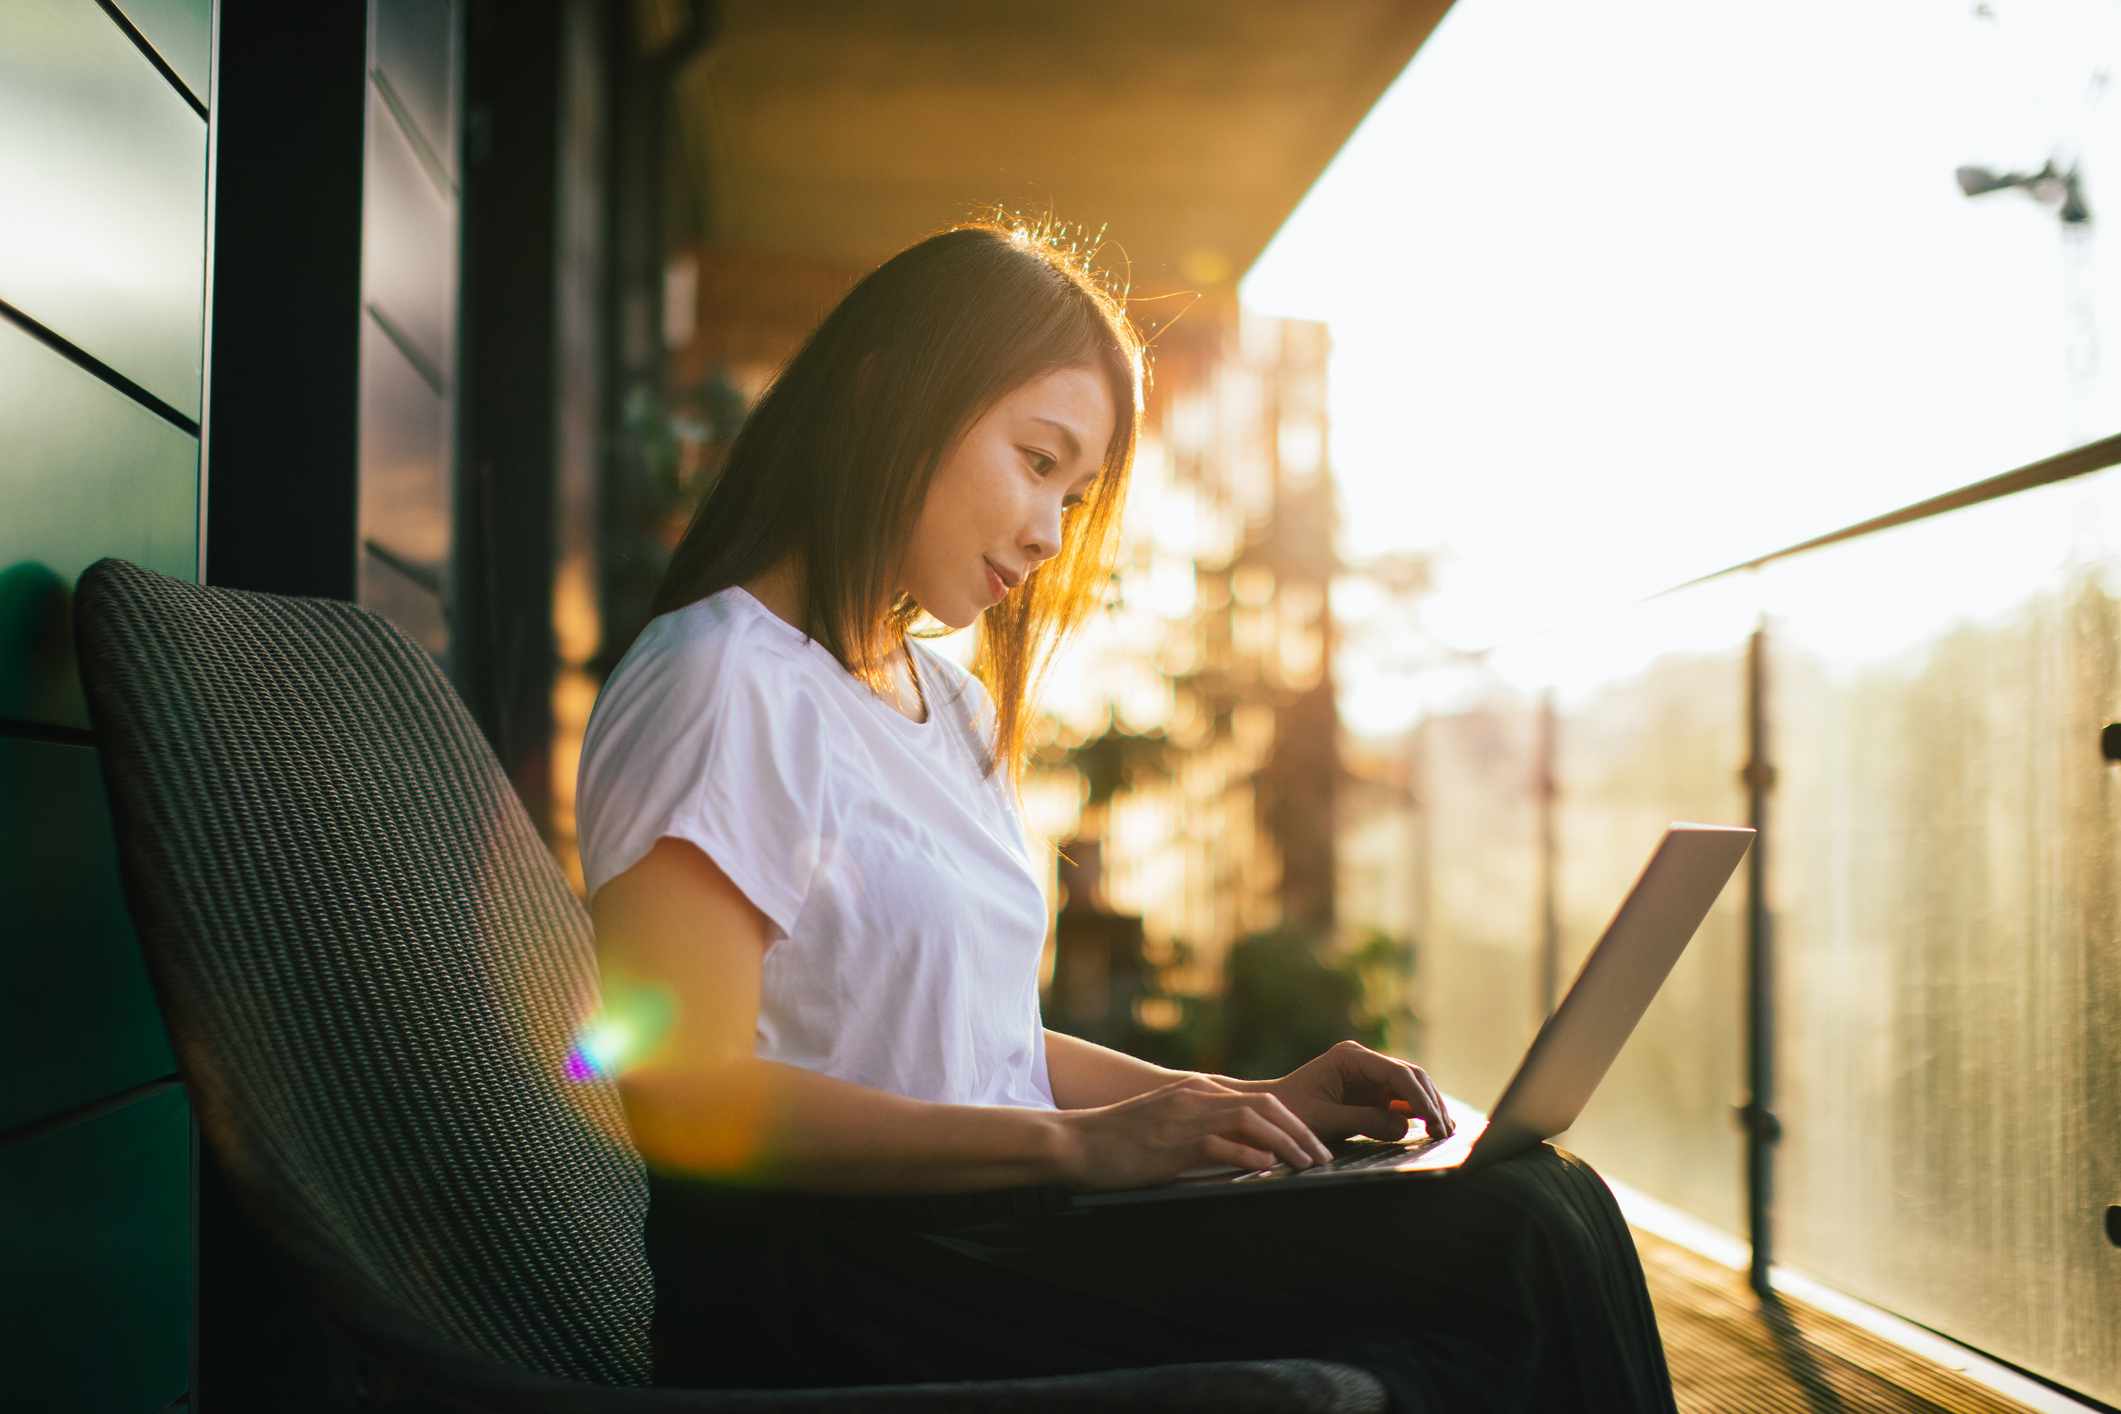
1071 823 1755 1207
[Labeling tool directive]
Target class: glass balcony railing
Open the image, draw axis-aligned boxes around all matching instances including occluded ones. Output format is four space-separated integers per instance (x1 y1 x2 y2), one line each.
1764 462 2121 1401
1396 438 2121 1407
1408 691 1542 1113
1542 578 1755 1243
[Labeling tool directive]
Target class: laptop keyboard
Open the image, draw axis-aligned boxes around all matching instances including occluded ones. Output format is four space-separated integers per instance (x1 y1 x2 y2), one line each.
1327 1141 1428 1170
1230 1135 1442 1183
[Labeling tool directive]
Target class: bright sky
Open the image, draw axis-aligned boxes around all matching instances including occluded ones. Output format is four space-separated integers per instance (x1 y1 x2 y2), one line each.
1241 0 2118 734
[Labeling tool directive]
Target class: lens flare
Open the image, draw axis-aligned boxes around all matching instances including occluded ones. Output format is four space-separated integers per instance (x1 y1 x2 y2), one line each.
565 981 675 1082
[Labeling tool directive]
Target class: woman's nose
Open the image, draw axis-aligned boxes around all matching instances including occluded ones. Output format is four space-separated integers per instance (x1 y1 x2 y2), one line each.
1024 507 1065 564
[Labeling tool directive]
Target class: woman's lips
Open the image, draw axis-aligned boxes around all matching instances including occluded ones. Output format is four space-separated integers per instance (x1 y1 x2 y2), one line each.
984 559 1007 600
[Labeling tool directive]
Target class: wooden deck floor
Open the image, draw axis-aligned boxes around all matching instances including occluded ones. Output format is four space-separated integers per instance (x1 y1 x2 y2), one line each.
1635 1228 2038 1413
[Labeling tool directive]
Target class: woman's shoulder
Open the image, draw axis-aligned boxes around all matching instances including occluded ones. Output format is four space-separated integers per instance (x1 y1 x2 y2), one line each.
634 587 817 673
596 588 829 724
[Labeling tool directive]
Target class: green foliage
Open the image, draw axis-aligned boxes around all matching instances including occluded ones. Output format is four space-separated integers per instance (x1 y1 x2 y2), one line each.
1348 926 1421 1042
1080 923 1422 1080
1218 924 1388 1079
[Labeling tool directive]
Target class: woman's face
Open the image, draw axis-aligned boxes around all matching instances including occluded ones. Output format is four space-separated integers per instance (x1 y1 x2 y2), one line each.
900 362 1117 630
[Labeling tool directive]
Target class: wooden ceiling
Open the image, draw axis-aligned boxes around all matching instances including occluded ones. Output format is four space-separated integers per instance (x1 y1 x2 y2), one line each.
665 0 1454 293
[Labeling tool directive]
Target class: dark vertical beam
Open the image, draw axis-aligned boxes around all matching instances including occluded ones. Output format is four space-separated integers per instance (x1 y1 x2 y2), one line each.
1407 714 1431 1055
1739 622 1780 1294
594 0 645 672
595 0 714 672
202 6 368 598
195 13 369 1394
459 0 561 826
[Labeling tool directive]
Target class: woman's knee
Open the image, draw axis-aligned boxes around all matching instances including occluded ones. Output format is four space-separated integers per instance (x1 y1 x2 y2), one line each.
1370 1145 1627 1279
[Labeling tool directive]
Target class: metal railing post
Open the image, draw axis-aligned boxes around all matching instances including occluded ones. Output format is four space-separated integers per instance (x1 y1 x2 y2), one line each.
1536 686 1560 1021
1738 620 1780 1294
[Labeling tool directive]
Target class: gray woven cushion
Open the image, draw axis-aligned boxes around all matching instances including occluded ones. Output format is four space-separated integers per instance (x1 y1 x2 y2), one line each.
74 558 655 1385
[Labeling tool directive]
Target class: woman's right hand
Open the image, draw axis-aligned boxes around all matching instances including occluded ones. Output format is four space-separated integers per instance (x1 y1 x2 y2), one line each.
1054 1075 1335 1190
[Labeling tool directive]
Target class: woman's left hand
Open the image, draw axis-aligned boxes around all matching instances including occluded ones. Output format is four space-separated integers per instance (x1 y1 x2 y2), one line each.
1242 1039 1455 1145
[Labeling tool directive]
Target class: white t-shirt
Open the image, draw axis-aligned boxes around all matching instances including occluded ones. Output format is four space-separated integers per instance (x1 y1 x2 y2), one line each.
576 585 1057 1111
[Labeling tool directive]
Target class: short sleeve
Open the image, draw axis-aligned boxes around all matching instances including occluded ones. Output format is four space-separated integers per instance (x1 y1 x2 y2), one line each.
575 614 830 942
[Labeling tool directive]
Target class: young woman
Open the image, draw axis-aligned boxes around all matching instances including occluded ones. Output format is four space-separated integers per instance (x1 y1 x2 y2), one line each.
576 222 1678 1412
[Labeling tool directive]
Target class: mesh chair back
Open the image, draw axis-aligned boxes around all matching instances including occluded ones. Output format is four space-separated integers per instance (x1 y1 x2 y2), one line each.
72 558 654 1386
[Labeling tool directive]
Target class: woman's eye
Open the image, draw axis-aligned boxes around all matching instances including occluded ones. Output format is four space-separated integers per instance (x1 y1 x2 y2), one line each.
1024 449 1056 476
1062 496 1084 511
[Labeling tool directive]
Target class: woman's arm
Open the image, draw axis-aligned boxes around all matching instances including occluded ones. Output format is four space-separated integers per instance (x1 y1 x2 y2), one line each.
619 1054 1071 1194
595 837 1327 1192
1043 1029 1177 1109
1042 1028 1267 1109
596 837 1068 1194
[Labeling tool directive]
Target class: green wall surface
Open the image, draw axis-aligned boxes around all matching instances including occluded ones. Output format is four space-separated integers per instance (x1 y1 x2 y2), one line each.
112 0 212 103
0 737 176 1133
0 0 209 421
0 0 211 1407
1 319 200 730
0 1086 193 1410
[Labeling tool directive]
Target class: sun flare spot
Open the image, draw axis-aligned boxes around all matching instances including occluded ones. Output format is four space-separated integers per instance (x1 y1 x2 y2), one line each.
565 980 676 1081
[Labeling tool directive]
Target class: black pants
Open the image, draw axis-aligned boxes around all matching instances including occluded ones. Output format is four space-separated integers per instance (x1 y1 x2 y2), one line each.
646 1144 1678 1414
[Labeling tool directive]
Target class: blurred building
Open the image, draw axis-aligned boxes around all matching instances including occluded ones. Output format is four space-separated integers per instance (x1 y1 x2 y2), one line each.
1029 301 1344 982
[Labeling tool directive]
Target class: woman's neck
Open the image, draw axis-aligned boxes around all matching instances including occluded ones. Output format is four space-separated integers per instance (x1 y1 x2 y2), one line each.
741 562 925 723
739 561 808 636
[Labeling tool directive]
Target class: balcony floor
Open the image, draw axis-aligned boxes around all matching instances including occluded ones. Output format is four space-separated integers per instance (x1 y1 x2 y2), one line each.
1635 1228 2037 1413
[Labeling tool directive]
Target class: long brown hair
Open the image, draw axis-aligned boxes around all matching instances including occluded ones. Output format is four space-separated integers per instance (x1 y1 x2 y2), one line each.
648 219 1145 803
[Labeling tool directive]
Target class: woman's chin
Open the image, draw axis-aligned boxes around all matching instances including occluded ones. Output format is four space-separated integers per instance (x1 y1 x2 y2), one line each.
916 602 977 633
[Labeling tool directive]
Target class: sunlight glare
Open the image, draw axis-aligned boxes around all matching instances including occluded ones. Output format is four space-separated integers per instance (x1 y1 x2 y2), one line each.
1241 0 2119 729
